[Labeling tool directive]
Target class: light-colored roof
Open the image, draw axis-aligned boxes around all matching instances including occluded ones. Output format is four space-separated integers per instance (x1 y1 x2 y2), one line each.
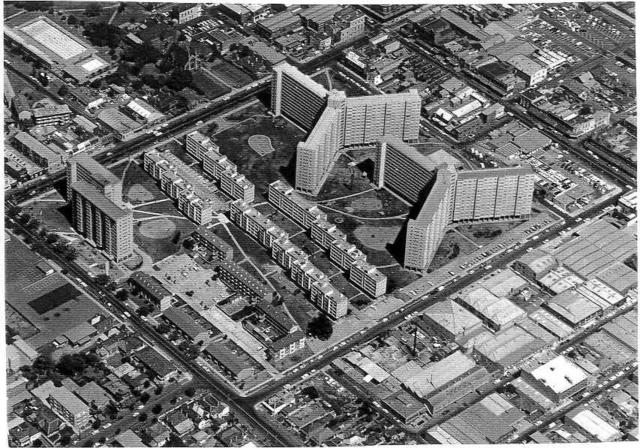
570 410 620 442
424 300 482 336
529 355 588 393
461 287 525 327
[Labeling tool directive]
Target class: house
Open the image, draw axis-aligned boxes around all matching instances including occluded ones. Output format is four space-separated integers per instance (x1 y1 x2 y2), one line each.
162 307 210 345
114 429 147 447
166 409 195 436
75 381 112 410
191 394 229 420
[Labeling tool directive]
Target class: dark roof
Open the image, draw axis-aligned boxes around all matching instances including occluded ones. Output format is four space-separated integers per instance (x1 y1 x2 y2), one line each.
71 152 121 188
193 226 233 253
129 271 172 300
163 307 208 340
203 342 255 376
134 346 178 378
269 329 305 351
256 302 296 331
218 260 271 297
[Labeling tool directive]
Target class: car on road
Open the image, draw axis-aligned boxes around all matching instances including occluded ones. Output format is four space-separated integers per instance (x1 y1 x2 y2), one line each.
382 317 388 322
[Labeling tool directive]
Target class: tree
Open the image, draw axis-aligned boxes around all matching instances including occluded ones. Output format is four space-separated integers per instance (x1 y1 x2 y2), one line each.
140 393 150 404
152 404 162 414
307 314 334 341
56 353 87 376
95 274 111 286
184 387 196 398
58 84 70 96
67 15 77 25
138 412 147 422
155 323 170 334
6 205 21 217
154 386 163 395
115 289 129 301
171 230 182 245
83 22 123 48
92 420 101 430
45 232 59 244
182 238 194 250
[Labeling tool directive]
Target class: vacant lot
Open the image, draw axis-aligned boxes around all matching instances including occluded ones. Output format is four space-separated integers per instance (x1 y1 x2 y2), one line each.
213 115 306 201
210 60 254 88
192 69 232 99
25 193 73 232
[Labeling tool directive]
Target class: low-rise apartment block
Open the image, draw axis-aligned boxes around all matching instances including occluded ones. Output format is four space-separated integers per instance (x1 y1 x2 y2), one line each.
192 226 234 261
310 281 348 319
217 260 273 301
349 260 387 297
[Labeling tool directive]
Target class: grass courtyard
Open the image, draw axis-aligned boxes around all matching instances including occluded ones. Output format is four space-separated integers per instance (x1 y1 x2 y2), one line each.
211 114 307 201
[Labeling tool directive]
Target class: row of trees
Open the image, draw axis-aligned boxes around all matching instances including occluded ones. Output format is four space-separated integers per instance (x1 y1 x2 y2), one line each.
6 206 78 261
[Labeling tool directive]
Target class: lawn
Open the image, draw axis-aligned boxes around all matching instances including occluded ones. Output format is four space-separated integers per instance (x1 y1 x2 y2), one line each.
226 224 275 272
212 115 307 200
283 291 318 329
225 102 269 122
209 226 245 263
309 253 341 278
325 188 409 219
134 217 196 263
121 163 166 205
24 194 73 233
329 274 362 299
192 69 231 100
315 155 372 201
209 60 254 88
290 233 322 256
322 213 405 266
378 266 420 293
428 230 477 272
134 200 182 217
456 220 524 247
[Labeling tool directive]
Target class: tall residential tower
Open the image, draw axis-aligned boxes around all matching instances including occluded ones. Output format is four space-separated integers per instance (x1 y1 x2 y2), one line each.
271 62 422 195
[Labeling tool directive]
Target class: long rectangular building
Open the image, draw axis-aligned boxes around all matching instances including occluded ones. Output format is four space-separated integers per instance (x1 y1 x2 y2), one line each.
217 260 273 301
452 166 535 222
350 260 387 297
268 180 327 229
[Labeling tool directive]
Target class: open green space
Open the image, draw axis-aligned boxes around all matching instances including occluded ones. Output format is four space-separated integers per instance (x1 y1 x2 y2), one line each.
309 253 341 278
205 226 245 263
330 274 362 299
209 60 254 88
428 230 477 272
192 69 231 99
24 196 73 233
282 291 318 330
212 115 306 200
134 217 196 263
456 220 524 247
290 233 322 256
325 188 409 219
121 162 166 205
378 266 420 293
135 200 182 217
226 224 276 273
315 155 372 201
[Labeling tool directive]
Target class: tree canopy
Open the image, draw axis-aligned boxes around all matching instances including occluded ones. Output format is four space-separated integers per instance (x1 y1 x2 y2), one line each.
307 314 334 340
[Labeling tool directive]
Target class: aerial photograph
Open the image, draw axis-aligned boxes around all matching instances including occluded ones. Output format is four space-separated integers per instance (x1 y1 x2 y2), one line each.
2 1 638 447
